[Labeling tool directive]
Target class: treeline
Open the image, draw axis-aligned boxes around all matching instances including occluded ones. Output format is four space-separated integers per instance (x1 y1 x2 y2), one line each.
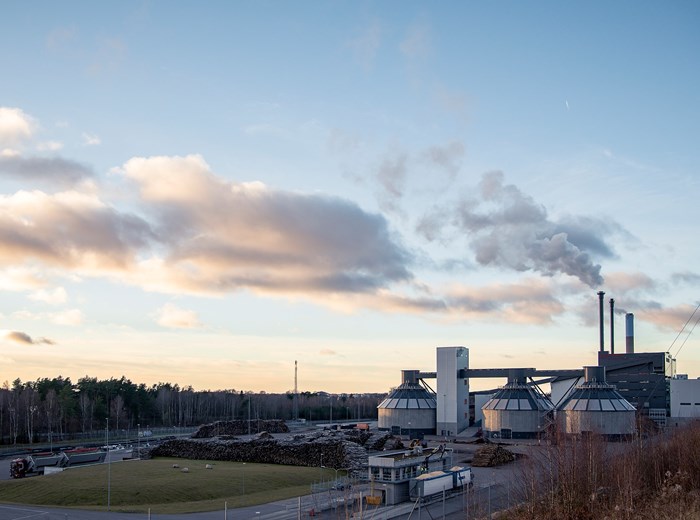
0 376 381 445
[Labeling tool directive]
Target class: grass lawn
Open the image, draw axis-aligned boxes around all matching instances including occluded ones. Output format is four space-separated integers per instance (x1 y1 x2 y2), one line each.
0 457 338 513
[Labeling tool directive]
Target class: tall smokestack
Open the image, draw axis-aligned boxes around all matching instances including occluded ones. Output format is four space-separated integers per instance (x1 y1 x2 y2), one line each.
610 298 615 354
598 291 605 352
626 313 635 354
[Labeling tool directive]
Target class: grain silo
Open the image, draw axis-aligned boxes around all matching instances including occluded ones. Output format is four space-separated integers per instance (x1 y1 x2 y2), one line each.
481 369 554 439
378 370 436 436
557 366 636 439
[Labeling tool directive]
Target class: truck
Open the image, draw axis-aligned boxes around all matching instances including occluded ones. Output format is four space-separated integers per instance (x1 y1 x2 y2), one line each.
10 448 107 478
408 466 474 500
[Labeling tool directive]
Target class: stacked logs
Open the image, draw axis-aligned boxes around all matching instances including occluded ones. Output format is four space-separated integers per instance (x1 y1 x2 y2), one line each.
192 420 289 438
153 437 351 470
150 429 398 472
470 444 516 467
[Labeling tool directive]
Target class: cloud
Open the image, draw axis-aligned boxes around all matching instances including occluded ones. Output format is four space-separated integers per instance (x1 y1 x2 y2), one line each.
0 266 49 291
634 302 699 333
50 308 83 326
0 155 93 186
422 140 465 179
0 189 154 271
0 107 35 147
452 171 606 287
672 272 700 285
605 272 656 294
399 23 431 60
4 330 55 345
319 348 337 356
375 151 409 212
347 20 381 71
46 26 76 51
119 154 412 296
82 133 101 146
155 303 201 329
29 287 68 305
37 141 64 151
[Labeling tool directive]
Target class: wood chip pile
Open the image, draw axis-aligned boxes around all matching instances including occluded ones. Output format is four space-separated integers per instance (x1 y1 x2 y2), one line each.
150 429 399 473
470 444 516 467
192 420 289 438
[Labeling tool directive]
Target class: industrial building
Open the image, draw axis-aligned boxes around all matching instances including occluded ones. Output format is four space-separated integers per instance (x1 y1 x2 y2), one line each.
377 291 693 439
366 445 453 505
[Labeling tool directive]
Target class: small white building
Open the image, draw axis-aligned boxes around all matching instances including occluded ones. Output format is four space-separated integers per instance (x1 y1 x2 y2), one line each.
670 377 700 420
367 446 453 505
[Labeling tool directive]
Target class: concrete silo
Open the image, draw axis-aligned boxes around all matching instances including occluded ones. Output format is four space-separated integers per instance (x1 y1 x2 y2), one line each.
557 366 636 439
481 369 554 439
378 370 436 436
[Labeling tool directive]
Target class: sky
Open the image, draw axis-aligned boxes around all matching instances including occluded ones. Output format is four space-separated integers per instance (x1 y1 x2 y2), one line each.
1 1 699 394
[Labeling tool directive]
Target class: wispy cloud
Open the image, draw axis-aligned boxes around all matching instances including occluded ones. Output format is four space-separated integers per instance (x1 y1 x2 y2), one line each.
4 330 55 345
399 23 431 60
0 107 36 147
50 308 83 326
347 20 381 71
155 303 201 329
0 155 93 186
29 287 68 305
37 141 64 152
82 133 101 146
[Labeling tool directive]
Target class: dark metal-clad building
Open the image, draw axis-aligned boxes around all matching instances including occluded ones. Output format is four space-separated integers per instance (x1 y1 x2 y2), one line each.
598 351 675 421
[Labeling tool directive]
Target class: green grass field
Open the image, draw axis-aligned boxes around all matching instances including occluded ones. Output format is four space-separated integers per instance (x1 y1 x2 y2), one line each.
0 458 339 513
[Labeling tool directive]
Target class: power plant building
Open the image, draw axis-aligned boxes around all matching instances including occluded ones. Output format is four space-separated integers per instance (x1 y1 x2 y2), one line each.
436 346 469 436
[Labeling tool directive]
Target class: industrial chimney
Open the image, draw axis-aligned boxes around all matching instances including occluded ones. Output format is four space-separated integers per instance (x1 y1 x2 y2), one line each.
626 313 635 354
598 291 605 352
610 298 615 354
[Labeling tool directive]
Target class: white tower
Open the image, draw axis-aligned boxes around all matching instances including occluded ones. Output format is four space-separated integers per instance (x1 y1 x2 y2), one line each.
436 346 469 436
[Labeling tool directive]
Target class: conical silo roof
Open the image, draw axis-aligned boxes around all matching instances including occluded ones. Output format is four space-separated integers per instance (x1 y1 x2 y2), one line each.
378 382 436 410
482 382 554 412
558 384 636 412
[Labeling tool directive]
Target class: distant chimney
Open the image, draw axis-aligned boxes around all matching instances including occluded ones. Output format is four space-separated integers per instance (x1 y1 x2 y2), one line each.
626 313 635 354
598 291 605 352
610 298 615 354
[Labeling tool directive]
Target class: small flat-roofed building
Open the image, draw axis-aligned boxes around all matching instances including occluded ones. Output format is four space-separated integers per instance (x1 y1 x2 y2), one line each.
367 446 453 505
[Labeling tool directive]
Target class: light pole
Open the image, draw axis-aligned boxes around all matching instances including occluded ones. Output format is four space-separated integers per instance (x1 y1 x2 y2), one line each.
106 418 111 512
321 465 340 487
242 462 246 495
137 423 141 459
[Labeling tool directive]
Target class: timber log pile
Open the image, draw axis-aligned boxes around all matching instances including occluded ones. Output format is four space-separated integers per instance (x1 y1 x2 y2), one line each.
192 420 289 438
151 429 399 472
470 444 516 467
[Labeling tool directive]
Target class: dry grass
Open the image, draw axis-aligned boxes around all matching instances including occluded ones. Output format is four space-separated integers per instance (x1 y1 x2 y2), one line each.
0 457 337 513
501 422 700 520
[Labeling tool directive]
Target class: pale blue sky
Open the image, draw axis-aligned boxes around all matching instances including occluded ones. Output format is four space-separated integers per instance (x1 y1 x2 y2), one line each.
1 1 698 392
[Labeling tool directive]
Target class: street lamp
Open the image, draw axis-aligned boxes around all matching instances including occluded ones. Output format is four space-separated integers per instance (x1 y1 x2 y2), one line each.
137 423 141 459
106 418 111 512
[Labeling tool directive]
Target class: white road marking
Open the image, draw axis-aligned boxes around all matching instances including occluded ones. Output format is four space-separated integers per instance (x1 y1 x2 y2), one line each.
0 505 49 519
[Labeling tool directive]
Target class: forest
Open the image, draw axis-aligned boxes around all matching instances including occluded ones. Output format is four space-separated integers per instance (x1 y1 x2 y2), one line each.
0 376 382 445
